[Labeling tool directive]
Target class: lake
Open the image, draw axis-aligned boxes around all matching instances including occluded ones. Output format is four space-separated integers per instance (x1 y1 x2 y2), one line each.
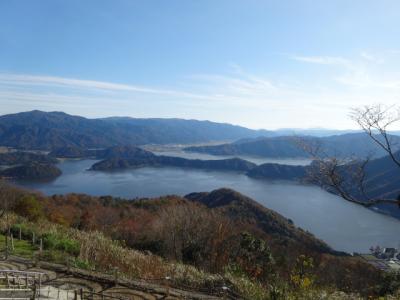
143 146 312 166
15 158 400 253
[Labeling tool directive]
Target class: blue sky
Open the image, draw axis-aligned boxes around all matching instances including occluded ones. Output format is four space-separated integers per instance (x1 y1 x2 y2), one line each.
1 0 400 129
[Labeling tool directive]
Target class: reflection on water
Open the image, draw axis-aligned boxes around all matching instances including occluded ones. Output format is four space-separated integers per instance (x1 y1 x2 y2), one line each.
15 159 400 253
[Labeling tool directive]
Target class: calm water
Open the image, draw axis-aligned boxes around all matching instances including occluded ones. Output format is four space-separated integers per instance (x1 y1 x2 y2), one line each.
149 149 312 166
15 159 400 253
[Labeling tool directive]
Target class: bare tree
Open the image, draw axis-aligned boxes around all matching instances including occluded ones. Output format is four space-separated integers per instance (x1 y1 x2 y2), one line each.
351 104 400 168
296 104 400 208
305 156 398 207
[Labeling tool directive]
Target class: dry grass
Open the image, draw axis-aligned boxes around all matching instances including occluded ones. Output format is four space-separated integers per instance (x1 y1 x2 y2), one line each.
0 215 223 289
1 214 392 299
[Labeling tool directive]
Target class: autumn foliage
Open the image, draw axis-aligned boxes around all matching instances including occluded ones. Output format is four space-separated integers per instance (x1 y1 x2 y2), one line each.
1 183 398 297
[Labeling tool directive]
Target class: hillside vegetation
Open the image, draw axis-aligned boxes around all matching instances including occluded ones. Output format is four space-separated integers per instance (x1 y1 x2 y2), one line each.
0 162 62 180
1 182 399 298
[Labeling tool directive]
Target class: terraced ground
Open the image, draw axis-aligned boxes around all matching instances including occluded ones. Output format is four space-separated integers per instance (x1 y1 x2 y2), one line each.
0 256 222 300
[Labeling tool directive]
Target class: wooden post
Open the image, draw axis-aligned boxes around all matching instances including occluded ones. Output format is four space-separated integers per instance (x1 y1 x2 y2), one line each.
5 234 8 259
10 234 14 251
19 227 22 240
165 276 171 298
5 273 9 288
222 285 228 300
32 232 36 245
74 290 78 300
80 288 83 300
39 238 43 253
113 267 118 284
67 257 71 273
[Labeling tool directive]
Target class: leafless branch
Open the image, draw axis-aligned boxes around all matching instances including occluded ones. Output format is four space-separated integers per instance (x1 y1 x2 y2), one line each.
298 135 400 208
350 104 400 168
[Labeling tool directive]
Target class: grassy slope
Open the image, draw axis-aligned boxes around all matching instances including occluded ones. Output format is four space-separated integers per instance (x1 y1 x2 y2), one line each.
0 217 386 300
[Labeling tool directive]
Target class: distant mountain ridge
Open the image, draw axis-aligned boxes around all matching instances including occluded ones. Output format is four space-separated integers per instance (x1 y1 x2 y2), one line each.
0 111 272 150
246 152 400 219
185 133 400 159
271 128 361 137
4 111 397 152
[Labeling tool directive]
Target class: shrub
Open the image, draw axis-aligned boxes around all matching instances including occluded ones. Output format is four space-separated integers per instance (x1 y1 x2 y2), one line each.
14 195 44 221
72 258 93 270
42 233 80 256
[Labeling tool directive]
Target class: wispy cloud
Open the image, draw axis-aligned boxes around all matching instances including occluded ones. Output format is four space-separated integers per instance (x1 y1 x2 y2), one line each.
0 73 152 92
291 55 350 66
292 52 400 91
360 51 384 64
0 73 200 97
0 73 241 106
336 73 400 89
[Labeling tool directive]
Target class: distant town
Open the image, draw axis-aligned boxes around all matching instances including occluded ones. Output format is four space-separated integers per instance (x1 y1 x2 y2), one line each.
358 246 400 272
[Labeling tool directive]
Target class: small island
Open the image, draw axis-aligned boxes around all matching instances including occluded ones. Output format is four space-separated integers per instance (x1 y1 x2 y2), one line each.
90 146 257 172
0 162 62 180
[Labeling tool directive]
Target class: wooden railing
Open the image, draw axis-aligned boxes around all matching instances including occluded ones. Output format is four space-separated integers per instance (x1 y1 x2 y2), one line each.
0 270 44 299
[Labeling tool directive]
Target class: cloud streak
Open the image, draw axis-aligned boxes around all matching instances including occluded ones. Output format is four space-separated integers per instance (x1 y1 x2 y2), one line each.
0 73 163 93
291 55 350 66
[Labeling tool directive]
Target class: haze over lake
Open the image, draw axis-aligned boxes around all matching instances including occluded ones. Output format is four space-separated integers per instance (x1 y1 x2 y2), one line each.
15 158 400 254
148 148 312 166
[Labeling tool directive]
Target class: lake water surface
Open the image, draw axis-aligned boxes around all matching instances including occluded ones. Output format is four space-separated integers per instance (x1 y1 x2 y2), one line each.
15 158 400 253
148 149 312 166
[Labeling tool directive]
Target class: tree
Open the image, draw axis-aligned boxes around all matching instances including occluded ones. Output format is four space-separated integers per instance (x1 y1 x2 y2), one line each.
0 180 16 218
153 203 236 272
300 104 400 208
0 180 19 259
14 195 44 221
351 104 400 168
233 232 275 280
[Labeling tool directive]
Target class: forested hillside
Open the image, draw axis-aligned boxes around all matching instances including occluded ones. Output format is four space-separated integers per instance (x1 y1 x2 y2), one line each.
0 111 270 150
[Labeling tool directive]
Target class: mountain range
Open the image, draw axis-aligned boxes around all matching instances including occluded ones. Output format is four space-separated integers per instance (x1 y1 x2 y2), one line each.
185 133 400 159
3 111 399 155
0 111 271 150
